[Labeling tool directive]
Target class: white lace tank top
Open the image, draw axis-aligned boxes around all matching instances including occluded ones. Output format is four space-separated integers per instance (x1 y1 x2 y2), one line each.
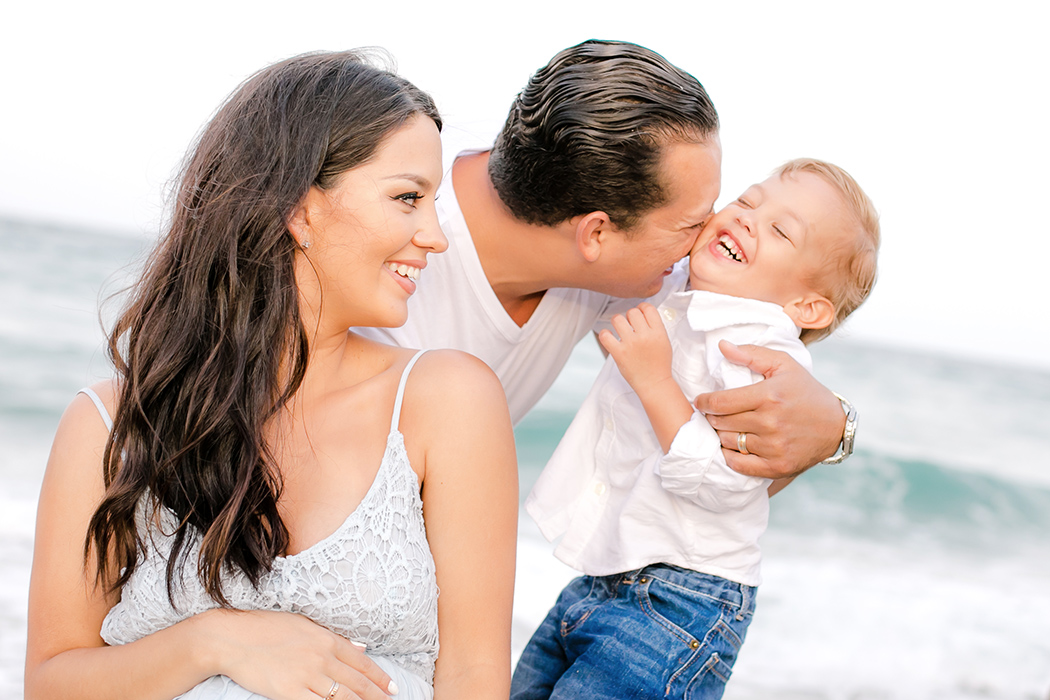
86 351 440 685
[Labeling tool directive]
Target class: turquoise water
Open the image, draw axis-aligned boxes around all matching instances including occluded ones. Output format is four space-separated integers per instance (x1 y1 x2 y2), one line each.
3 218 1049 699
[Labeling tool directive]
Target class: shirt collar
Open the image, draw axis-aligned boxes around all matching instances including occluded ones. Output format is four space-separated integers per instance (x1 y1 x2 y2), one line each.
661 286 801 336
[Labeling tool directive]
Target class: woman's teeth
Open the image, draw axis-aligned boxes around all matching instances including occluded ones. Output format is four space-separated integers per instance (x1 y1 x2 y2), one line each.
386 262 420 280
717 234 745 263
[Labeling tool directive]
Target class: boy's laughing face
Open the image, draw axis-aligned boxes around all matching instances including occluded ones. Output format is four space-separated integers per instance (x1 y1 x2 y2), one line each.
688 170 851 312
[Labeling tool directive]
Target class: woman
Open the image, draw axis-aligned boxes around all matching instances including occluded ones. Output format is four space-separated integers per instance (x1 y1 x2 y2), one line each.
25 51 518 700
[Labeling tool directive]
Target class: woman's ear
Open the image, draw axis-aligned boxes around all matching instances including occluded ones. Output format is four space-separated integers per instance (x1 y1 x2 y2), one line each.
783 292 835 330
286 186 324 249
574 211 611 263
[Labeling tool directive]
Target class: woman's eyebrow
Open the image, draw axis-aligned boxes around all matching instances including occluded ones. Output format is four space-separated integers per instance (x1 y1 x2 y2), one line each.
384 173 434 189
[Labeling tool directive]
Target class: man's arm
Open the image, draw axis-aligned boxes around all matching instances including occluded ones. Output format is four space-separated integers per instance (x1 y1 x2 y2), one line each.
694 340 847 479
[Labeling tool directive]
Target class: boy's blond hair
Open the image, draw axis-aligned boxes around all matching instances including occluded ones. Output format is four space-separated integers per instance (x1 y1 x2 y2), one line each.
776 158 880 344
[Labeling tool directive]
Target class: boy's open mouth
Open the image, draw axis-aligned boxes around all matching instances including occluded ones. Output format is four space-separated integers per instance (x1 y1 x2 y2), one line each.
717 233 747 263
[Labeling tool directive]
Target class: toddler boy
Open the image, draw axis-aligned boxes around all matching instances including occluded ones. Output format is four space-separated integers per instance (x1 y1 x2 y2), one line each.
514 158 880 700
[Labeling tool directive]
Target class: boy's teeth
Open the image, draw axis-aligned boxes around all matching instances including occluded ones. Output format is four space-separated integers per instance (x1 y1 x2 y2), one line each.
717 234 744 263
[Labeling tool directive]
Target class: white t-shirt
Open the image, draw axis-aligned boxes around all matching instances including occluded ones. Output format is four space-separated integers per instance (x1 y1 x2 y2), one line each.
357 150 639 425
526 284 812 586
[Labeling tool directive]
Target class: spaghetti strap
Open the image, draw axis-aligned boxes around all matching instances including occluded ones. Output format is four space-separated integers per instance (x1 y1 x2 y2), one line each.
78 387 114 432
390 351 427 433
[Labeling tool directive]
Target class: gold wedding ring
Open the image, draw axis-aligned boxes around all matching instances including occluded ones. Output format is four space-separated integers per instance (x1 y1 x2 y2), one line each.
326 681 339 700
737 432 750 455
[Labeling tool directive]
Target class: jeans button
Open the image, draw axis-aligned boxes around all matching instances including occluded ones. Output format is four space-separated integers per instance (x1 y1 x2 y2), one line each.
690 640 700 649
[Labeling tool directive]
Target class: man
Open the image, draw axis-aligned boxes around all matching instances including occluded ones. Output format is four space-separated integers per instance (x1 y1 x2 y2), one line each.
361 40 852 477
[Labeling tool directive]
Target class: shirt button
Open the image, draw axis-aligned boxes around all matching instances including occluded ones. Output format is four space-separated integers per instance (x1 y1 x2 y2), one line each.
593 482 606 496
662 308 676 322
604 417 614 431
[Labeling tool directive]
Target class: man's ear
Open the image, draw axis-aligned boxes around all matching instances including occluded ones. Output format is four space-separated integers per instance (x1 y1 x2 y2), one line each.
574 211 612 263
783 292 835 330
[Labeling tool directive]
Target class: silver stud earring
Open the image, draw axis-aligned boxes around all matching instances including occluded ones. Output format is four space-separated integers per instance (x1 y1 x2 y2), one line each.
301 240 311 250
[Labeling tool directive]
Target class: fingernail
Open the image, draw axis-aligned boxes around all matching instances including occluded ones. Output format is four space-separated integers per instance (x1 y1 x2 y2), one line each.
387 680 399 695
351 641 367 650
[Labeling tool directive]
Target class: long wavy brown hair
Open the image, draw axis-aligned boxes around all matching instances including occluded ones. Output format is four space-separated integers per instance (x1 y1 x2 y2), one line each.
86 50 441 606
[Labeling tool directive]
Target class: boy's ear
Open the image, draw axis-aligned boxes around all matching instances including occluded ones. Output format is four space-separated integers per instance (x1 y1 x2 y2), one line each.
574 211 612 263
784 293 835 330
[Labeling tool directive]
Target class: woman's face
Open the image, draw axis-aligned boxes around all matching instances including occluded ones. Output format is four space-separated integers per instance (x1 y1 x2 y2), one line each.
294 114 446 330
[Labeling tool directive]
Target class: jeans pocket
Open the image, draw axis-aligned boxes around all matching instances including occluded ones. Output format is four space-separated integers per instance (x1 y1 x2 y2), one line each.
638 576 731 646
639 576 751 699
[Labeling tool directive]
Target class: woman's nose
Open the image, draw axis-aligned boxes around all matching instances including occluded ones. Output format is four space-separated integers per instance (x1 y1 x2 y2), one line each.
415 204 448 253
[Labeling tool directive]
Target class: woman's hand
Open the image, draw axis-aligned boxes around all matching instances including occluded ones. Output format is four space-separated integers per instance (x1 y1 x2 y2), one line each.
694 341 846 479
200 609 398 700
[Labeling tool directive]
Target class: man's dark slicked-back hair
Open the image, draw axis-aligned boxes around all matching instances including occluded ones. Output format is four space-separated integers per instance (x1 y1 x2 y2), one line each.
488 39 719 231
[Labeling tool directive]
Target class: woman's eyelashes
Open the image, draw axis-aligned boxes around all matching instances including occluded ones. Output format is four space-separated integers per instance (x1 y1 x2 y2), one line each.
394 191 425 207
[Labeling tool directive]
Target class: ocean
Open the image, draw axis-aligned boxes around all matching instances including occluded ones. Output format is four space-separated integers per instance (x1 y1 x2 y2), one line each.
2 217 1048 699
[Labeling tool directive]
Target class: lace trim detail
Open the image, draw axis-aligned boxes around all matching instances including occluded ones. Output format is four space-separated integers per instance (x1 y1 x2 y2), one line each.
101 430 439 683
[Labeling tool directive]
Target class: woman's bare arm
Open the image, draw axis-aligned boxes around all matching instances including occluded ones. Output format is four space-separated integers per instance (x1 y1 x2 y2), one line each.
409 351 518 700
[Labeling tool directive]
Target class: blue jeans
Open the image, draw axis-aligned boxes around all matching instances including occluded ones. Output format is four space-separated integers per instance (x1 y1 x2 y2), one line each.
510 564 756 700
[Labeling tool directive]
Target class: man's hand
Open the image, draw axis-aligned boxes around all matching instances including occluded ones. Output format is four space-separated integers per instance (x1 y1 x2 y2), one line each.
695 340 846 479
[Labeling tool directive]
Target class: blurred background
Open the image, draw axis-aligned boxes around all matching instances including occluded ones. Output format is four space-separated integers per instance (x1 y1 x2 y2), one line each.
2 1 1048 698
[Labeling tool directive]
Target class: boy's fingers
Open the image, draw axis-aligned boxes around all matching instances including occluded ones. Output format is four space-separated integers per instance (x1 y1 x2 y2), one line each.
624 306 646 329
639 302 661 325
611 313 633 336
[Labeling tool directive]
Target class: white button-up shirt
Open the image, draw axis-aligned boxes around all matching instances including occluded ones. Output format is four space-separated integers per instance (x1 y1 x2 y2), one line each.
526 285 812 586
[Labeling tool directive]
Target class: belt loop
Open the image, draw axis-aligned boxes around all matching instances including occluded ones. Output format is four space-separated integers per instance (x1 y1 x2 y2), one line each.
736 584 752 621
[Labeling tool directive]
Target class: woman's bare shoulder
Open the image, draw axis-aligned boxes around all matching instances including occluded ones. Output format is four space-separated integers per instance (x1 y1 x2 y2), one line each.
411 349 505 400
81 379 120 412
42 380 119 498
401 350 510 433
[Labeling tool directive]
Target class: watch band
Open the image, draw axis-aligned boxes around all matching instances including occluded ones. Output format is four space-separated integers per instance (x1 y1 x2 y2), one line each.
820 392 857 464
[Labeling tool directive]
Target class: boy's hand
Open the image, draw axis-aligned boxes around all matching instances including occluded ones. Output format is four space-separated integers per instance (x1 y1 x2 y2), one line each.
599 303 692 453
598 303 674 394
695 340 846 478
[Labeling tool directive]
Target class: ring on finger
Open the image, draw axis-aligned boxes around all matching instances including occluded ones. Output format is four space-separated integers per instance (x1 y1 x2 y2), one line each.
737 432 750 455
326 681 339 700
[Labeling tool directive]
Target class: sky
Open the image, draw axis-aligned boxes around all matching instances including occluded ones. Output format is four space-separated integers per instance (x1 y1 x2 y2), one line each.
2 0 1048 370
